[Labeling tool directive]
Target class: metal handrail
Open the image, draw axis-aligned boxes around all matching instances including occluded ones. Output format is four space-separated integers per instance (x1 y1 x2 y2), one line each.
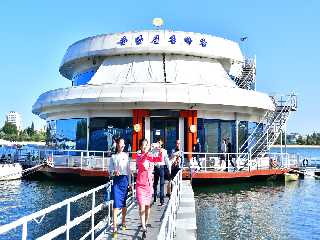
157 170 182 240
250 95 294 158
240 93 296 159
0 176 136 240
238 109 270 154
237 57 256 89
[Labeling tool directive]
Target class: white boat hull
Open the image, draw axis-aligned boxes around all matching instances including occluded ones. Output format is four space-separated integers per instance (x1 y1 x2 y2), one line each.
0 163 23 181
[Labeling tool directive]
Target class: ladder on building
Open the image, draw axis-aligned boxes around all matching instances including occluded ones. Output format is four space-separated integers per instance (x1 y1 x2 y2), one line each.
239 93 297 162
232 57 256 90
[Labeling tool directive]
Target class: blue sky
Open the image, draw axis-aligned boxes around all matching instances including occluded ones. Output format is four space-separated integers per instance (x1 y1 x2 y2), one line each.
0 0 318 134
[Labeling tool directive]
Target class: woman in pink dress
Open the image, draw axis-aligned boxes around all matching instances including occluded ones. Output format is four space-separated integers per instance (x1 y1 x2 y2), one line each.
136 139 162 235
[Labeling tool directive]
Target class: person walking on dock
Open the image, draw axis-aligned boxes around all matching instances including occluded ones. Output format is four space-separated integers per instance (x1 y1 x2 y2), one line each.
227 137 236 171
109 138 131 238
136 139 163 236
171 139 182 179
193 138 202 167
221 138 227 170
167 139 182 197
153 137 170 206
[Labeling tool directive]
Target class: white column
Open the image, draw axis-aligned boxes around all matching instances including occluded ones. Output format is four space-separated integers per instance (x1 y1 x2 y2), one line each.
86 117 90 151
179 117 184 152
235 120 239 154
145 116 151 143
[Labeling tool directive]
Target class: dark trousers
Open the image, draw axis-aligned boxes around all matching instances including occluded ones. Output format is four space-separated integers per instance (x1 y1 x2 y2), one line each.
226 154 236 170
153 165 165 204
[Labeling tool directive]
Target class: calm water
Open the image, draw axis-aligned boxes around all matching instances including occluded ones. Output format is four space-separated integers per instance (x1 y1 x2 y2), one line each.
271 147 320 158
1 147 320 239
195 147 320 240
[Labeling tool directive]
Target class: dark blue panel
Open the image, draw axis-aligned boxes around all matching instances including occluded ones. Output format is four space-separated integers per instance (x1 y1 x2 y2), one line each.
73 69 96 86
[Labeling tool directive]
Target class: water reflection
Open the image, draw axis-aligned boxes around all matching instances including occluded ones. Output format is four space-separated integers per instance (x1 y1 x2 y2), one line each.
195 179 320 240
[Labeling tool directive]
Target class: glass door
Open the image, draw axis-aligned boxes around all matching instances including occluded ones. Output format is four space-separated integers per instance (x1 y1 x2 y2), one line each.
150 117 179 153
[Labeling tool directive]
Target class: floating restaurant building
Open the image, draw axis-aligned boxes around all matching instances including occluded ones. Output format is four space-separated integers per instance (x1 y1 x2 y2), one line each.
32 30 295 158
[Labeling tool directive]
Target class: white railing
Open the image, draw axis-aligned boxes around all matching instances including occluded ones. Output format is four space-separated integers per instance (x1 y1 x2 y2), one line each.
157 170 182 240
17 149 111 171
14 147 314 175
0 176 136 240
182 151 304 172
268 152 320 169
239 93 297 160
238 58 256 90
182 152 254 171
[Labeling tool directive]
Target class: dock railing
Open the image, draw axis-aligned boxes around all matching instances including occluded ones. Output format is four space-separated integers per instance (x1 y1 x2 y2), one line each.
17 149 111 171
182 151 301 172
182 152 255 171
15 148 308 174
157 170 183 240
0 176 136 240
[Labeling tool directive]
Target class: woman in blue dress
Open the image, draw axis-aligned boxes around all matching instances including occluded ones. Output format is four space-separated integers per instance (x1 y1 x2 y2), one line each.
109 138 131 237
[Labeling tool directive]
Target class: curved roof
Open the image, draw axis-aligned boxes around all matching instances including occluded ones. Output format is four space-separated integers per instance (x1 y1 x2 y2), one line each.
87 54 237 87
60 30 244 79
32 83 275 119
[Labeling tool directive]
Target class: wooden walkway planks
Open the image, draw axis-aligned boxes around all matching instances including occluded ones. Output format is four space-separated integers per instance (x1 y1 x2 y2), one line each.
97 195 169 239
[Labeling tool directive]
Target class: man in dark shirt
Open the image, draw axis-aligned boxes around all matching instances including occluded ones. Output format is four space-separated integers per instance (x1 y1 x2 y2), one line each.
193 138 202 167
227 137 236 171
171 139 182 178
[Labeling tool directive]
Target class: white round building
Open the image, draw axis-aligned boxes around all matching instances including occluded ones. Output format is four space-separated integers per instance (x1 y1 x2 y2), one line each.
33 30 291 156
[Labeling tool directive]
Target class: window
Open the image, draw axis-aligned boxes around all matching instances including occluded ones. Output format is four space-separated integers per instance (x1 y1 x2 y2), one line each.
197 119 236 153
89 117 133 152
46 119 87 150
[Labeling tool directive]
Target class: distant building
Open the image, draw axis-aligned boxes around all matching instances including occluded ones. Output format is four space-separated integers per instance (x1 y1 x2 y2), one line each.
6 111 22 130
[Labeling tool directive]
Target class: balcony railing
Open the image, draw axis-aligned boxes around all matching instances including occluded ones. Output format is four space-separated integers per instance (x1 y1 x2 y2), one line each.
15 149 304 173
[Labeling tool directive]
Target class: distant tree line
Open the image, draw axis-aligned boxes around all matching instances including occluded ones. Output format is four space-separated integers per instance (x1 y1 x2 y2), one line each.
296 133 320 145
276 132 320 145
0 121 46 142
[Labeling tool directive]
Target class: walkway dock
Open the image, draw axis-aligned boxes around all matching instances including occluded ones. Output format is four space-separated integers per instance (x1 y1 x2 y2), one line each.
0 170 197 239
98 179 197 240
176 181 197 240
97 199 169 240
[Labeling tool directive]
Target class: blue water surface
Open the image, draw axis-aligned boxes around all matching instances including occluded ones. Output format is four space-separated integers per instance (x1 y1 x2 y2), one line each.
195 147 320 240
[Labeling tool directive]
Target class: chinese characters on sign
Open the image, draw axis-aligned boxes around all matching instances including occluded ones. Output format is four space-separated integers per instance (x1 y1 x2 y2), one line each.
117 34 207 47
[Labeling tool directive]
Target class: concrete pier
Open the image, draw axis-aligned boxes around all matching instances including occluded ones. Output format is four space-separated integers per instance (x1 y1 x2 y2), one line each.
176 180 197 240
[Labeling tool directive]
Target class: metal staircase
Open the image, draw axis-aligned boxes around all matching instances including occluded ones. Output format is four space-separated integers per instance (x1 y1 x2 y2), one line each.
239 93 297 160
232 57 256 90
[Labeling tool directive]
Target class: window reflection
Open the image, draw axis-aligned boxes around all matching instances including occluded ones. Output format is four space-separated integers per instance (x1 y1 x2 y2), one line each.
197 119 236 153
89 118 133 152
46 119 87 150
238 121 260 153
238 121 248 151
